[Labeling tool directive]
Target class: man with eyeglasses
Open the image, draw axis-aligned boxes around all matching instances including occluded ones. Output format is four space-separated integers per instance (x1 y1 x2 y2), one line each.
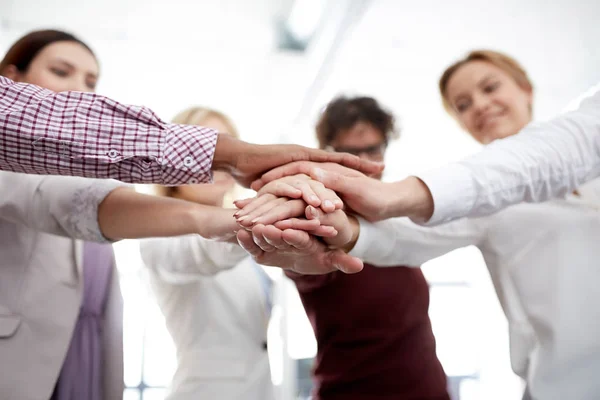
284 96 450 400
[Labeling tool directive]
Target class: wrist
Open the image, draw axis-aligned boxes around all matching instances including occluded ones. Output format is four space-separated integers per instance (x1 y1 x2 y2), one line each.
385 177 434 221
189 205 239 241
212 133 245 173
340 215 360 253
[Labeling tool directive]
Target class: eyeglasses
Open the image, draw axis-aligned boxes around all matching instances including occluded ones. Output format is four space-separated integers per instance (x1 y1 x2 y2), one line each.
326 143 386 158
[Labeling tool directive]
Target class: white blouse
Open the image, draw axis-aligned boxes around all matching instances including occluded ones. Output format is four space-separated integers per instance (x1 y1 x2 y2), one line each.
418 86 600 225
140 236 274 400
350 178 600 400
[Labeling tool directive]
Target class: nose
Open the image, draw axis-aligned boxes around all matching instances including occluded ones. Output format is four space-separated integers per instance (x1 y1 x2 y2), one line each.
472 93 491 115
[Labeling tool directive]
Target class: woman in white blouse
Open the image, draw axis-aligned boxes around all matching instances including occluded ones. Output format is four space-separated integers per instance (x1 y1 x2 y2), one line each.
139 107 276 400
343 50 600 400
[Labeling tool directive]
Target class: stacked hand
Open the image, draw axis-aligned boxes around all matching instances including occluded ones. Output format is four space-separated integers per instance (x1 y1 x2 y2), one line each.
232 174 363 275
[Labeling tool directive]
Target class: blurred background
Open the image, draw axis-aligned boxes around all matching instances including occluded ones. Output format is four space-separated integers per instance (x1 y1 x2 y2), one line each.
2 0 599 399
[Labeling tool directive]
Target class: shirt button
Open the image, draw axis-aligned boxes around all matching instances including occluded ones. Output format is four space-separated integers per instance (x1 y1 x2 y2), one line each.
107 149 119 158
188 178 199 184
183 156 195 167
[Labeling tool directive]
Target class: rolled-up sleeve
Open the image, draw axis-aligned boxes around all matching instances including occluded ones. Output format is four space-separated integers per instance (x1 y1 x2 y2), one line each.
0 76 218 184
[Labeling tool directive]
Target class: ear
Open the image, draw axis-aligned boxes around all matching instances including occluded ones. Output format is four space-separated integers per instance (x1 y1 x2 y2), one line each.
1 65 22 81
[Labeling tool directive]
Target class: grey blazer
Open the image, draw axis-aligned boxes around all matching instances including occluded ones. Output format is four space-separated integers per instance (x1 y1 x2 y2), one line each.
0 171 124 400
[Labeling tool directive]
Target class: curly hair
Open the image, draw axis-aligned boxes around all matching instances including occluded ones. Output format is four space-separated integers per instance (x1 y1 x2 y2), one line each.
315 96 399 149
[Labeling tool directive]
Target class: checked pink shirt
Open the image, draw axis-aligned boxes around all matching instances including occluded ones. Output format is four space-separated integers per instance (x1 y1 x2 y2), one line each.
0 76 218 184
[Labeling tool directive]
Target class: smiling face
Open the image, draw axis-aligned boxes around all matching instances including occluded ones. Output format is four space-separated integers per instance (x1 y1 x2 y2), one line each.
4 40 99 93
445 60 533 144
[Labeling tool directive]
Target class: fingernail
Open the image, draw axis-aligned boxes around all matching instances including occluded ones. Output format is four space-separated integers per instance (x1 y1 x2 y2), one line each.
309 195 319 204
237 216 248 222
251 217 261 224
323 200 334 209
309 206 318 218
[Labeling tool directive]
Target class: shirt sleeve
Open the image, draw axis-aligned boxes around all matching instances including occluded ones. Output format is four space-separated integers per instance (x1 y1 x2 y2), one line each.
0 76 218 185
0 171 123 242
140 236 249 283
349 216 485 267
417 86 600 225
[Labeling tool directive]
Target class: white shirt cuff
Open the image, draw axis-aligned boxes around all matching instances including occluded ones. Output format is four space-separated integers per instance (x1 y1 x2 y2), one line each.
348 217 376 259
416 163 477 225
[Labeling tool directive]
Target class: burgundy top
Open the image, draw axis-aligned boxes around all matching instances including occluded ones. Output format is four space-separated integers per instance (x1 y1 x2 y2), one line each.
287 264 450 400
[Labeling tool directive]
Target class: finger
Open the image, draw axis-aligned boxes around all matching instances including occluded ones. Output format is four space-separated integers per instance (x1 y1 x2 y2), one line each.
251 199 307 226
309 168 354 196
233 197 254 210
292 180 322 208
311 225 338 237
274 218 321 231
237 230 263 258
280 229 316 251
251 224 277 252
258 181 303 200
261 225 292 250
306 180 341 212
253 162 314 190
256 161 370 190
235 193 276 219
238 197 288 228
250 177 266 191
335 153 384 176
274 218 337 237
293 147 385 176
327 250 364 274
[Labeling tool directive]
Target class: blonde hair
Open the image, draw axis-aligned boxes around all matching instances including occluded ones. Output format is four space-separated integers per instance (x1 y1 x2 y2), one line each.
439 50 534 114
154 106 240 202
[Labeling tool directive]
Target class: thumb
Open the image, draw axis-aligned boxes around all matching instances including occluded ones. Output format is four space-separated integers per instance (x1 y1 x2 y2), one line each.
328 250 363 274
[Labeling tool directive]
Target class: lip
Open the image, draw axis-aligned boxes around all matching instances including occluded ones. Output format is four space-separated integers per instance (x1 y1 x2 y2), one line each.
478 110 507 131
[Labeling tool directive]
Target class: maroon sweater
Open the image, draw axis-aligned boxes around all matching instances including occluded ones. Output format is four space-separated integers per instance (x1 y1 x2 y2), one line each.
287 264 449 400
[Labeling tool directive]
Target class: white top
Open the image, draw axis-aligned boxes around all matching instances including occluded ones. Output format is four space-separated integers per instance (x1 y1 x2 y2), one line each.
140 236 274 400
418 87 600 225
350 178 600 400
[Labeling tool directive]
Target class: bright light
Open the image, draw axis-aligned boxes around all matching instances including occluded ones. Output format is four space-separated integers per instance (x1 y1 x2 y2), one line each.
286 0 326 42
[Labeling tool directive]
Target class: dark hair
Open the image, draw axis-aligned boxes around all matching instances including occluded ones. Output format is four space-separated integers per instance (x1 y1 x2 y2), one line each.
0 29 96 75
315 96 399 149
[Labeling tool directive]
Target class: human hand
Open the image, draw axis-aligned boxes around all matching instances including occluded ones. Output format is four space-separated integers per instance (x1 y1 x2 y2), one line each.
252 161 433 222
235 193 338 237
234 174 343 221
211 134 384 188
236 224 363 275
274 206 359 251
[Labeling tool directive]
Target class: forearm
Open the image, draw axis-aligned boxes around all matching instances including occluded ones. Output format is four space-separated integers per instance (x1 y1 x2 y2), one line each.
384 177 434 222
348 216 482 267
417 88 600 225
98 187 238 241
